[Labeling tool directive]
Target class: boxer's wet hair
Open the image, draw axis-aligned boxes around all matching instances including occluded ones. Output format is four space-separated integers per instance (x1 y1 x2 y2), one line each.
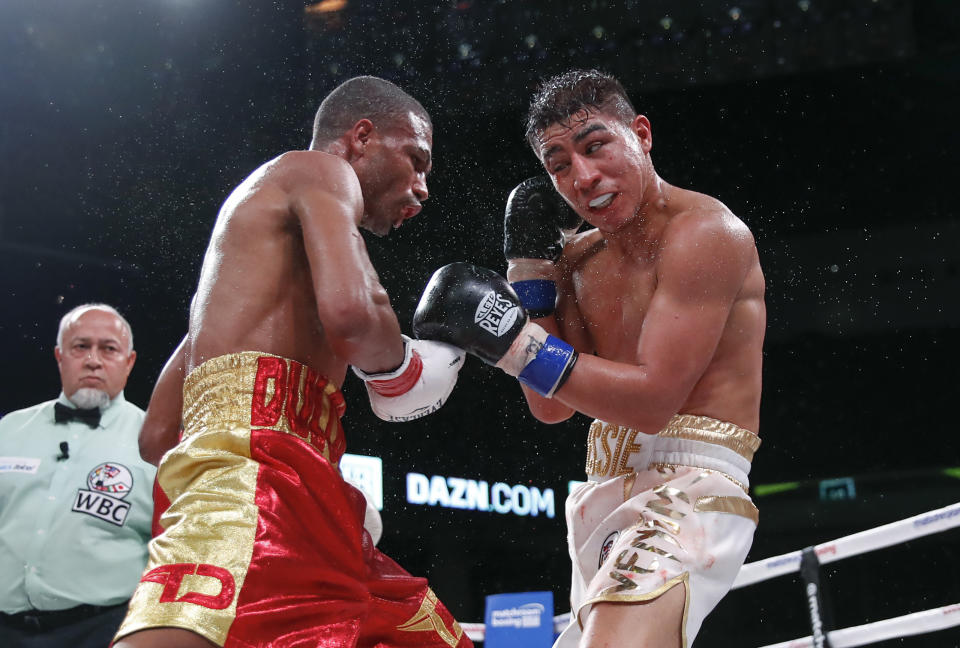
525 69 637 150
311 76 431 148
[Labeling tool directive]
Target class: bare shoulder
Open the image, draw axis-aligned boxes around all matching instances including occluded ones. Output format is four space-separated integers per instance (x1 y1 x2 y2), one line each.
655 189 760 297
664 189 755 257
560 227 605 267
268 150 358 191
232 150 363 220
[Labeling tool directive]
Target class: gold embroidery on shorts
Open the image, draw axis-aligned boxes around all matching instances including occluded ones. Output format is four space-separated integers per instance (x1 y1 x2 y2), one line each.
655 464 678 478
651 515 681 535
582 572 689 633
647 484 689 520
650 463 748 493
396 588 464 648
317 383 333 435
689 472 708 486
609 547 661 591
694 495 759 525
289 365 309 442
630 529 681 562
586 422 646 478
606 513 688 595
623 472 637 502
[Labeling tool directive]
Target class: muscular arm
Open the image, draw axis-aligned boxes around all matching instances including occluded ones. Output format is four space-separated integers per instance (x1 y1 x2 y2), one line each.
550 215 754 433
291 156 404 374
507 259 593 424
139 336 186 465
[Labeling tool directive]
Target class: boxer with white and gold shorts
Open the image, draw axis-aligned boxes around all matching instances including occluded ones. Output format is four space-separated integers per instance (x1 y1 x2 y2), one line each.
555 414 761 648
114 352 469 648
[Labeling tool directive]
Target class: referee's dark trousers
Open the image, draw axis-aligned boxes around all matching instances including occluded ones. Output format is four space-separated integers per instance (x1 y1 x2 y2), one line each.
0 601 129 648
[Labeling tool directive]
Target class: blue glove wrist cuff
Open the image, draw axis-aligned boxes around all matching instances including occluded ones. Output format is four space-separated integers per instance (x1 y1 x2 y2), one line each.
518 334 578 398
510 279 556 318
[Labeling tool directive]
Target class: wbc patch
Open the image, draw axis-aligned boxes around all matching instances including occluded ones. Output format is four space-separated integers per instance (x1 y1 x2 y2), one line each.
72 461 135 526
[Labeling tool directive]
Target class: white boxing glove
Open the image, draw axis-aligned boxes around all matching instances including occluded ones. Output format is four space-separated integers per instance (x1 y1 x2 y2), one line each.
362 496 383 546
352 335 465 422
345 478 384 546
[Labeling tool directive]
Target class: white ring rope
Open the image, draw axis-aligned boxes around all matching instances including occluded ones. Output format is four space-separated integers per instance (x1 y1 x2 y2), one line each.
757 603 960 648
733 501 960 589
460 622 484 642
461 615 572 642
459 502 960 644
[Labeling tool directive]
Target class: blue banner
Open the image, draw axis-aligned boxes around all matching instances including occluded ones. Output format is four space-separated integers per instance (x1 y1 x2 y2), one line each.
483 591 554 648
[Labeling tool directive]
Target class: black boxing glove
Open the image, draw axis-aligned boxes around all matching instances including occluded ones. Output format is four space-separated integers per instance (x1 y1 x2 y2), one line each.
503 176 583 261
503 176 583 318
413 262 578 398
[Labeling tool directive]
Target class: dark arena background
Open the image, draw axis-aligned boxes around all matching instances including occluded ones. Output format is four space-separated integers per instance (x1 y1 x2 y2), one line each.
2 1 958 646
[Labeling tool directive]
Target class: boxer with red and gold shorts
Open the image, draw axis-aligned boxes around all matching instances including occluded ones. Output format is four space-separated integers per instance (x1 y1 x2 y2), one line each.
114 352 470 648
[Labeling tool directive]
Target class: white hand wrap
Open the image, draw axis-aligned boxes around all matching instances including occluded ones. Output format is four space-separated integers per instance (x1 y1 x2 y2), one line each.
495 321 550 377
352 335 465 422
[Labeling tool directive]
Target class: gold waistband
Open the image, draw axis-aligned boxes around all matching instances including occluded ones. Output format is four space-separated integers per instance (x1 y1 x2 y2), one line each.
585 414 760 481
659 413 760 461
182 352 346 461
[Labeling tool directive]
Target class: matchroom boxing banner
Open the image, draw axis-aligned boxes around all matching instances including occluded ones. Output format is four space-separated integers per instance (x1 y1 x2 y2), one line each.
483 591 553 648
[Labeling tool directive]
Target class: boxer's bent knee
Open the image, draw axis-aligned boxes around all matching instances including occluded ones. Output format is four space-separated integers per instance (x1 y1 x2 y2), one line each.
580 582 686 648
113 627 218 648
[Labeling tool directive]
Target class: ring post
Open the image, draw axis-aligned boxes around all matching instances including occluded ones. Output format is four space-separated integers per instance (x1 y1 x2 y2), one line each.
799 546 834 648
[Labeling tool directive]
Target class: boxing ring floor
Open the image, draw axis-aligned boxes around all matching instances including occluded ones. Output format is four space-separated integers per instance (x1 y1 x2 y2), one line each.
459 502 960 646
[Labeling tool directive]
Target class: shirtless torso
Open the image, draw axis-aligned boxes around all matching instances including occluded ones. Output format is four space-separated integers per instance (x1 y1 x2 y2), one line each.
556 183 765 434
188 151 375 383
138 107 433 463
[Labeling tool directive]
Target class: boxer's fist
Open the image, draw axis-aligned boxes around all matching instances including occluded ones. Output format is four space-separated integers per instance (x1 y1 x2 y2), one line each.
413 262 578 398
413 262 526 366
504 177 582 317
352 336 464 422
503 176 583 262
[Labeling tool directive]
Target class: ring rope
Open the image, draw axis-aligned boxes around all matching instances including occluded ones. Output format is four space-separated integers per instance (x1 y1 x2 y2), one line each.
733 501 960 589
461 615 572 642
459 502 960 643
757 603 960 648
460 623 483 642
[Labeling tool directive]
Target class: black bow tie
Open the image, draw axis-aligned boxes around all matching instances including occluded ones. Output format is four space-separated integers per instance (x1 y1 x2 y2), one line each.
54 402 101 429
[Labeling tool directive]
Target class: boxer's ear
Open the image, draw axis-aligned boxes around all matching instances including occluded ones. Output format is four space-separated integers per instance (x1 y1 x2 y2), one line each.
631 114 653 153
347 119 374 158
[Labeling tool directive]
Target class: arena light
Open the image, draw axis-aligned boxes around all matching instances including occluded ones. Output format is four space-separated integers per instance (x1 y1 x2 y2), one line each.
752 481 801 497
305 0 347 15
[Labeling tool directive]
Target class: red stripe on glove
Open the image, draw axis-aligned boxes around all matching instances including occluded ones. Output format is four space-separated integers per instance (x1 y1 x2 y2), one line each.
367 351 424 397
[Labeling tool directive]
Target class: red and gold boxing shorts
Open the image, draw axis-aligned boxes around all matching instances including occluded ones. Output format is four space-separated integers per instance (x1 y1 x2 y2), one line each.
114 352 470 648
